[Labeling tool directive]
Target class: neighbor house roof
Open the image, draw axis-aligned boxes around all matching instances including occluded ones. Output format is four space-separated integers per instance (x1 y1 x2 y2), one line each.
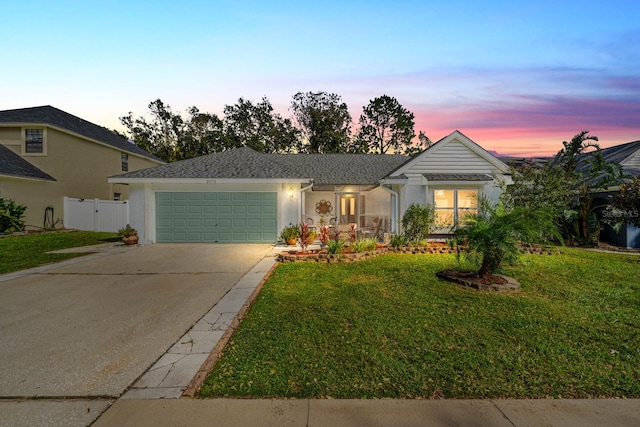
111 146 409 185
0 106 162 162
599 140 640 177
573 140 640 186
0 143 56 181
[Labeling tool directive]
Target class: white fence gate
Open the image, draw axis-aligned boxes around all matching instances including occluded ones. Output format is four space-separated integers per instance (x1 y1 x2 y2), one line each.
63 197 129 232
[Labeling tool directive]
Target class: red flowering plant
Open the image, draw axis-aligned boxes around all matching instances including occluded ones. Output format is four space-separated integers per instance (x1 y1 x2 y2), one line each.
298 222 317 253
318 225 330 248
348 224 357 243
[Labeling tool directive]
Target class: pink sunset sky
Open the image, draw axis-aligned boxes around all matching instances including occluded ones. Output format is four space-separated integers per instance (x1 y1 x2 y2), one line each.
1 1 638 157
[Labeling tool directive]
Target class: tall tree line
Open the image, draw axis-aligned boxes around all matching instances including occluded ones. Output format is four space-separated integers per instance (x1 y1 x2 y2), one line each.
119 92 430 162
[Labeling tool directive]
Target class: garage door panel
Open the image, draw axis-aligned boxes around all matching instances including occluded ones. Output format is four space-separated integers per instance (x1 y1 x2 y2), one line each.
188 232 204 241
173 218 188 227
233 218 247 228
247 219 261 228
263 218 277 228
247 205 262 214
218 206 231 214
262 205 276 215
156 192 277 243
189 218 203 227
217 218 232 228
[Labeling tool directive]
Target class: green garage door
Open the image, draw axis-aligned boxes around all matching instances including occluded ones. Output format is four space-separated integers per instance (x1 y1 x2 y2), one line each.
156 192 277 243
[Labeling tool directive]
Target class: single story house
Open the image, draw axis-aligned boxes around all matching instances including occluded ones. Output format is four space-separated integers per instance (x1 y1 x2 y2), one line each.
109 130 511 244
0 106 163 229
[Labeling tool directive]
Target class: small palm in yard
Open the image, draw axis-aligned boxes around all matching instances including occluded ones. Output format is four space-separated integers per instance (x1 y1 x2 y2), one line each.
452 197 561 277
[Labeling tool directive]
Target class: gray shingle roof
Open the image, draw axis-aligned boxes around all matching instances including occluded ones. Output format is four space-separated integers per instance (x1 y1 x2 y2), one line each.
0 144 56 181
112 147 410 185
268 153 408 185
574 140 640 185
600 140 640 176
0 106 162 162
113 147 307 180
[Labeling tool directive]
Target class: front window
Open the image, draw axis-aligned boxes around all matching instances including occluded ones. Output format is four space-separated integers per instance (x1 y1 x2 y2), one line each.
25 129 44 153
121 153 129 171
434 189 478 228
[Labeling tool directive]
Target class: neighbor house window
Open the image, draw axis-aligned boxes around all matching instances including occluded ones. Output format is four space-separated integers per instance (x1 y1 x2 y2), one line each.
434 189 478 227
25 129 44 153
113 193 121 201
121 153 129 171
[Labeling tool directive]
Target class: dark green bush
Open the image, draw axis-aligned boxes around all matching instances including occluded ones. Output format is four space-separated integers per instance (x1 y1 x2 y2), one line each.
400 203 437 243
0 194 26 233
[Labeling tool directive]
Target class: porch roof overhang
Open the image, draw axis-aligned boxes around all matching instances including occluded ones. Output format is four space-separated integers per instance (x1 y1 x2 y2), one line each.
308 183 380 192
380 174 408 185
423 173 495 182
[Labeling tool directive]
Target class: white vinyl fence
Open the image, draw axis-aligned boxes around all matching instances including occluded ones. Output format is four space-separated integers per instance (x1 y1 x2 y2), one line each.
63 197 129 232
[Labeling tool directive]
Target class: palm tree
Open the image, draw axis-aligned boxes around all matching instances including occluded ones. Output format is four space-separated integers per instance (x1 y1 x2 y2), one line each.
452 197 561 277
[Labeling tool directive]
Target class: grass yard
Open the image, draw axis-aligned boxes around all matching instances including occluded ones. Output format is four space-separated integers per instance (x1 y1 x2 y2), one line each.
200 248 640 399
0 231 118 274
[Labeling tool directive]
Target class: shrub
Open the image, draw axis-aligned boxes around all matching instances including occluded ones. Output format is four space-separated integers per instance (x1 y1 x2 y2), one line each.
452 197 561 277
280 224 300 241
351 238 378 253
0 194 27 233
318 225 330 247
298 223 316 252
348 224 357 242
326 238 346 254
117 224 137 237
389 233 408 248
400 203 437 243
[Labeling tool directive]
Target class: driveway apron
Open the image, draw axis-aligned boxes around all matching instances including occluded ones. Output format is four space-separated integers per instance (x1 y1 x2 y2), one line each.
0 243 271 426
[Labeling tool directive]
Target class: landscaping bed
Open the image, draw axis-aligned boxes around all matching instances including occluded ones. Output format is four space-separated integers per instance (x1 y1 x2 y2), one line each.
277 243 557 263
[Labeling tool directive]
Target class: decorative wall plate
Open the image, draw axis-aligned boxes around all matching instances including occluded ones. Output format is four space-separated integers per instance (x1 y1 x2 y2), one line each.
315 200 333 214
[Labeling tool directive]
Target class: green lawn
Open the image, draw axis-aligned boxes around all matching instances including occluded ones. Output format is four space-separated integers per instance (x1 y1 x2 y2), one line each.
200 248 640 399
0 231 119 274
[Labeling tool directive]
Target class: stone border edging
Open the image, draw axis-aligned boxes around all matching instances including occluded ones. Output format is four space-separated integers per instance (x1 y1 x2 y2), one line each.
277 246 456 263
436 270 521 292
182 261 279 398
277 245 558 263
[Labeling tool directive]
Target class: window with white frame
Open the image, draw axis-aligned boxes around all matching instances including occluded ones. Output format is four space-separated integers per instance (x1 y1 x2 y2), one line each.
434 189 478 227
121 153 129 171
24 129 44 153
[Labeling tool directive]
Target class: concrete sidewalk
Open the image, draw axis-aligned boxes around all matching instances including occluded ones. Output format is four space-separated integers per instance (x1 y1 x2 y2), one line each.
93 397 640 426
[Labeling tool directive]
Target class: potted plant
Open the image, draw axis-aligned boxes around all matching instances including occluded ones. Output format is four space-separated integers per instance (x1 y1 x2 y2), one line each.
118 224 139 245
280 224 300 246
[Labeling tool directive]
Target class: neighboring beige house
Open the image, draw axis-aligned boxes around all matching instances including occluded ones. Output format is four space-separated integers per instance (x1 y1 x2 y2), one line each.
0 106 163 229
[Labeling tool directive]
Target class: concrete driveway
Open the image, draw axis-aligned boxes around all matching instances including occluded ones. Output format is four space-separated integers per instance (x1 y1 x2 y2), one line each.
0 243 272 426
